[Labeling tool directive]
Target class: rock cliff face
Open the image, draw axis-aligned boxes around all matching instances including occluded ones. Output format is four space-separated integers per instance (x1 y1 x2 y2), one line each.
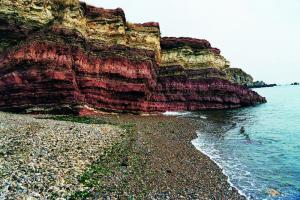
225 68 277 88
0 0 266 114
225 68 254 87
161 37 230 70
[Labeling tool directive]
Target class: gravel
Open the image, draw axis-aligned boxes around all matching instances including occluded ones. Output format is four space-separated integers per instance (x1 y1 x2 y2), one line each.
0 112 123 199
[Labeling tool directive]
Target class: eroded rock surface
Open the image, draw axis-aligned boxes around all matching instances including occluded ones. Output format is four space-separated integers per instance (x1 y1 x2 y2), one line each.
0 0 266 114
225 68 254 87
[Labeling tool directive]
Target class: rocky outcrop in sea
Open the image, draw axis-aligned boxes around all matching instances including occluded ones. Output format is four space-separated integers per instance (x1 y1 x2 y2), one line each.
0 0 266 114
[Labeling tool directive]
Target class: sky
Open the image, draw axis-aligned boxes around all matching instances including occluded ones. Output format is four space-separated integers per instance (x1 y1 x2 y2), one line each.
83 0 300 84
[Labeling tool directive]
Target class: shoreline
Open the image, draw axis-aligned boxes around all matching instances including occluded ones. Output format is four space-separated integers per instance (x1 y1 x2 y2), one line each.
0 112 246 199
92 113 246 199
191 132 248 199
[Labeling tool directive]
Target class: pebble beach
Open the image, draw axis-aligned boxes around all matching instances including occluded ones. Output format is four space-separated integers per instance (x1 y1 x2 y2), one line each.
0 112 245 199
0 112 123 199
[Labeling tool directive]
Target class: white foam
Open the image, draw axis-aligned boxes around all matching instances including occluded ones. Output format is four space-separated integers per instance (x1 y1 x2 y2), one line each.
191 133 250 199
162 111 192 116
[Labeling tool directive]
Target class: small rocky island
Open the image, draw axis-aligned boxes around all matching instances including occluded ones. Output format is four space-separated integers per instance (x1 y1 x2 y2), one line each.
0 0 266 115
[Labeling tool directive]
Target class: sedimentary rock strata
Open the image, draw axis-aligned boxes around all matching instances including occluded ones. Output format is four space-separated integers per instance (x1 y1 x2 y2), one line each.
225 68 254 87
0 0 266 114
225 68 277 88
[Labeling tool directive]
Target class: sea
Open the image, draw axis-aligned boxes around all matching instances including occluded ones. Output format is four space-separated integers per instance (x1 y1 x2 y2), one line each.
172 85 300 199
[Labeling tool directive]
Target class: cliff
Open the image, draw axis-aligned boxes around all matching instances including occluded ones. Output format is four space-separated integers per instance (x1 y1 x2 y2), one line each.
0 0 266 114
225 68 254 87
161 37 229 70
225 68 277 88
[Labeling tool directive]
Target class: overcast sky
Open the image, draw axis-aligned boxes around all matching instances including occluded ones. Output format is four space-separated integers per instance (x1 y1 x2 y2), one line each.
83 0 300 84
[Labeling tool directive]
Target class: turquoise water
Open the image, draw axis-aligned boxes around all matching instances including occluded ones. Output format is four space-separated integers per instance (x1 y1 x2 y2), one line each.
191 85 300 200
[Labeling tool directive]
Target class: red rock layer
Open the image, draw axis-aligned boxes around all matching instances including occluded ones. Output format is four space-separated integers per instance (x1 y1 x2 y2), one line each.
80 2 126 22
0 39 156 113
150 66 266 112
133 22 160 28
0 38 265 114
161 37 221 54
0 4 266 114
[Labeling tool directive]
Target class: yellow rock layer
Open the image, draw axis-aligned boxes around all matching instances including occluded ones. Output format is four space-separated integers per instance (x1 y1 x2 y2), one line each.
0 0 231 69
161 47 230 70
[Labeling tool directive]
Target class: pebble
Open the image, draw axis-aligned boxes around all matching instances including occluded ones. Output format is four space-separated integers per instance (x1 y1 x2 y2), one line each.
0 112 123 199
267 188 280 197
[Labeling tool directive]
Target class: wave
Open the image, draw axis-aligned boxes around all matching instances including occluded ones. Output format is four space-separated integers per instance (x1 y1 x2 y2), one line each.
162 111 192 116
191 132 250 199
162 111 208 121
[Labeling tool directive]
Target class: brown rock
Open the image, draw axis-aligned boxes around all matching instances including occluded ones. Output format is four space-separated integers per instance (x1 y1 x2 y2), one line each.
0 0 266 114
